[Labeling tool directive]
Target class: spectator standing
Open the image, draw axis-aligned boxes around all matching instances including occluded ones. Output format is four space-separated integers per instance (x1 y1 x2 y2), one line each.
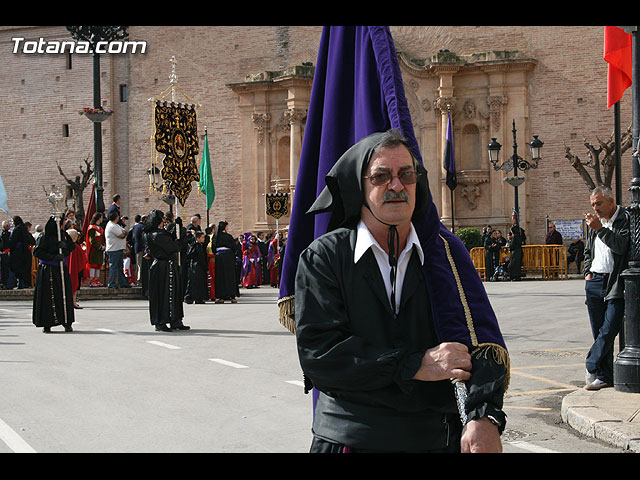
545 223 563 245
105 211 130 289
583 186 630 390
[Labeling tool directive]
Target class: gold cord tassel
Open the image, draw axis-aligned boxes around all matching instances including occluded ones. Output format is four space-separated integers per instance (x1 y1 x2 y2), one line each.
277 295 296 334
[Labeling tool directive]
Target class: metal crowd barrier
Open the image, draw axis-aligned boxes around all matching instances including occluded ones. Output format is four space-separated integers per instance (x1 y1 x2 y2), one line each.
470 245 568 281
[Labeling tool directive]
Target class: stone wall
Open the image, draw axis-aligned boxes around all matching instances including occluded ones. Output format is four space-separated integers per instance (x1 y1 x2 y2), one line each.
0 26 631 244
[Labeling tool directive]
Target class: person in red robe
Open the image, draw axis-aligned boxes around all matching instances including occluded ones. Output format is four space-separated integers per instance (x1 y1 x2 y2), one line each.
267 231 283 287
241 233 262 288
85 213 105 287
66 229 87 309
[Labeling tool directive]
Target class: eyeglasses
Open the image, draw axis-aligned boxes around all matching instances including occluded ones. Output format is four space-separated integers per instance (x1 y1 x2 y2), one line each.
363 170 421 187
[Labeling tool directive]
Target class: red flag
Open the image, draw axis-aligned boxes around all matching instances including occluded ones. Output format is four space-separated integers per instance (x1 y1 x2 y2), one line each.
604 26 632 109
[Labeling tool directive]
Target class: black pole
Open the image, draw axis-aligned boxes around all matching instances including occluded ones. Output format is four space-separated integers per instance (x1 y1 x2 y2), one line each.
615 26 640 393
512 120 520 232
450 189 455 232
93 51 105 215
615 101 625 350
615 102 623 204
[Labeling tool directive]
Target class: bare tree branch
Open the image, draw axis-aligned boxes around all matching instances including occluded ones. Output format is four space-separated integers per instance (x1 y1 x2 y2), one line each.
55 155 94 226
565 123 633 192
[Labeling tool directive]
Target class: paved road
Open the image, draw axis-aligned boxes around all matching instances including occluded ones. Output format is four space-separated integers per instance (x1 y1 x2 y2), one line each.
0 279 628 453
484 278 623 453
0 287 312 453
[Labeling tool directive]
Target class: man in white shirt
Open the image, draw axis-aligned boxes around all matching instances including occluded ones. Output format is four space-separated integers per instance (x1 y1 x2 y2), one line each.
583 185 630 390
105 210 131 289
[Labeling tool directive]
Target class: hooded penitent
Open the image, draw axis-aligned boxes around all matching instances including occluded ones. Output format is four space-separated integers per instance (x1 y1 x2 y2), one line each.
278 27 508 390
303 129 510 392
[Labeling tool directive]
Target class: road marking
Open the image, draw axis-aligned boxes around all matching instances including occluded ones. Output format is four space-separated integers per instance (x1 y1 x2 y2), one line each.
506 388 575 397
286 380 304 387
504 405 552 411
510 370 576 390
508 441 559 453
511 363 584 370
0 417 36 453
97 328 126 335
147 340 181 350
209 358 248 369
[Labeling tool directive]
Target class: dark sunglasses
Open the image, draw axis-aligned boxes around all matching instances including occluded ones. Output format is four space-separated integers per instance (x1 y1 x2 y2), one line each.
363 170 421 187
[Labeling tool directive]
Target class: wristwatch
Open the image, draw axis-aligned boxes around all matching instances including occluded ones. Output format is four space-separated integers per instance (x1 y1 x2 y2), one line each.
486 415 502 428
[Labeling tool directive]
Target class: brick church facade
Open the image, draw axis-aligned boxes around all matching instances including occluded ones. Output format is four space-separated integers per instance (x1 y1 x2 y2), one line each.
0 26 632 244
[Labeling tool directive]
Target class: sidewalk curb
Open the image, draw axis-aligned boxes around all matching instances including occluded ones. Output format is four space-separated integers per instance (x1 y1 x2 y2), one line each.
561 389 640 452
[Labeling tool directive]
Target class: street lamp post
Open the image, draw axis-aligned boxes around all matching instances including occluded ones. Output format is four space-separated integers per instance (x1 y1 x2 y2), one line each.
615 26 640 393
66 26 128 215
487 120 543 233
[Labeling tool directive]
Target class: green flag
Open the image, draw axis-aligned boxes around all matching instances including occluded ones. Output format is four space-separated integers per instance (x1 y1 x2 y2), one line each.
199 131 215 210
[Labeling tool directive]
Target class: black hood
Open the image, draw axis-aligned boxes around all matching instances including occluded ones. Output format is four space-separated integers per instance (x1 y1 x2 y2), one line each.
306 131 431 232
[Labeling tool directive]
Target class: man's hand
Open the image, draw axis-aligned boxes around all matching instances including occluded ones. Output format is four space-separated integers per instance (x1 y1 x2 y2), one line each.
412 342 472 382
585 213 602 231
461 417 502 453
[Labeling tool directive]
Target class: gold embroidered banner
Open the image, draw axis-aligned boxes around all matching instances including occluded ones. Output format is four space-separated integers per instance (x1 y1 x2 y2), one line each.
266 192 290 219
154 101 200 206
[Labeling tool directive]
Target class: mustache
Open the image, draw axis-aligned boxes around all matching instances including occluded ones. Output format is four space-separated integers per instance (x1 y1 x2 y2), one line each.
382 190 409 203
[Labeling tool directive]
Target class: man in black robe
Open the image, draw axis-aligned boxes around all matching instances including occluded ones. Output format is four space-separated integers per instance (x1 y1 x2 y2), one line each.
9 216 35 289
212 221 239 304
32 217 75 333
295 130 508 453
184 231 208 304
144 210 190 332
509 224 524 281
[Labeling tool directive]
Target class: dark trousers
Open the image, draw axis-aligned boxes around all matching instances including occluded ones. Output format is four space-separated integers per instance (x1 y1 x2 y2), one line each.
310 433 462 453
585 273 624 384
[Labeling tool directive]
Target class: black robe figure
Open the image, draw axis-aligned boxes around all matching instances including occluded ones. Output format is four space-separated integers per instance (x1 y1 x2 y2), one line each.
32 217 75 333
508 225 523 281
184 233 208 304
144 210 190 331
9 216 36 288
213 221 239 303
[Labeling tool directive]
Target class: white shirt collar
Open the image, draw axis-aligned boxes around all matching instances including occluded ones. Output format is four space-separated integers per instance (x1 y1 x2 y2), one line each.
354 220 424 265
602 205 620 227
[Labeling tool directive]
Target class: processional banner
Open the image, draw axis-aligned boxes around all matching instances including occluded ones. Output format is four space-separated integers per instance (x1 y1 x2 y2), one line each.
266 192 290 219
154 101 200 206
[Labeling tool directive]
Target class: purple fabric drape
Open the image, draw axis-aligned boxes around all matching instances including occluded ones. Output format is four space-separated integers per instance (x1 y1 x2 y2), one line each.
279 25 505 350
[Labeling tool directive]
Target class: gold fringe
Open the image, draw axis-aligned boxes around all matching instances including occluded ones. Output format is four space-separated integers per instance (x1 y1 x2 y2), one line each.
472 343 511 393
277 295 296 334
439 234 477 346
439 234 510 393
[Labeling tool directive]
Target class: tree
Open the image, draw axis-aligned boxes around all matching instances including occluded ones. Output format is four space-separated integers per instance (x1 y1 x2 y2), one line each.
564 123 632 191
56 155 94 225
455 227 483 251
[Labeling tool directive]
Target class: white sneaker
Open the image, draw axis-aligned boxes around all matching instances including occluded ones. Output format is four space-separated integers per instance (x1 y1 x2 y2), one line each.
585 378 612 390
585 369 596 384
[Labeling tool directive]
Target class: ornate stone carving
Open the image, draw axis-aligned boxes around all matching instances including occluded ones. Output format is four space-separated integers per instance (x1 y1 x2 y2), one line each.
463 99 476 119
251 113 271 144
284 108 307 127
461 184 481 210
435 96 455 114
487 96 507 131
